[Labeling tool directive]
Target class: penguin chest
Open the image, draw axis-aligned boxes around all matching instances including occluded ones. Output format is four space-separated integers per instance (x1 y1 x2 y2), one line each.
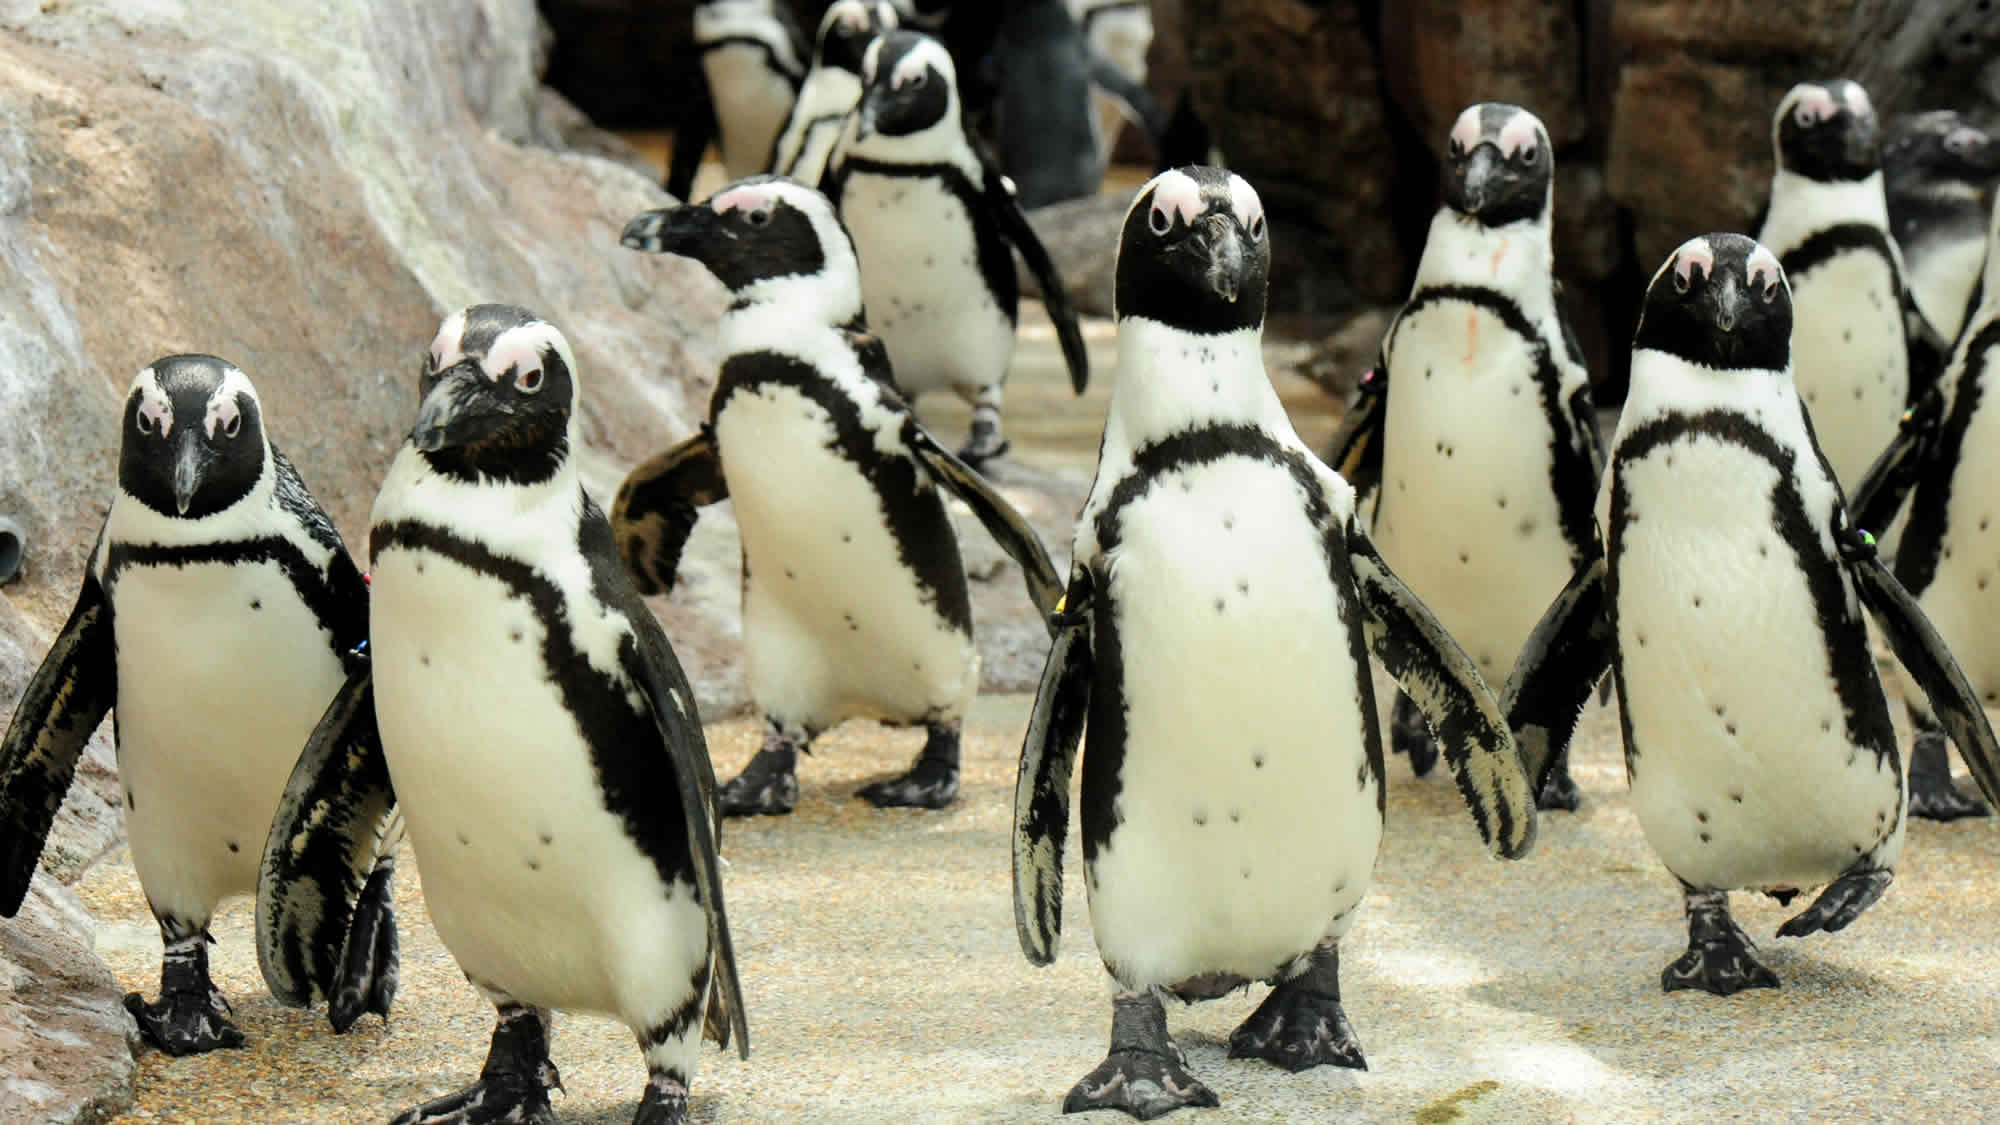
1907 236 1984 342
1613 441 1902 892
1789 252 1908 486
368 547 702 1022
839 171 1014 392
702 44 795 178
716 385 978 727
1373 299 1581 677
1913 342 2000 698
1084 457 1380 989
777 74 858 181
110 558 346 921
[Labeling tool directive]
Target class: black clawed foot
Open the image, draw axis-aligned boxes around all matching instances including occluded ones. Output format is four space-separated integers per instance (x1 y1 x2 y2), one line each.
393 1006 560 1125
331 857 400 1033
1064 991 1218 1120
1661 889 1778 995
632 1070 690 1125
858 723 961 809
719 739 801 818
1391 692 1437 777
1228 943 1366 1073
957 412 1011 468
1778 868 1894 938
1537 766 1582 812
1907 731 1988 821
126 934 244 1055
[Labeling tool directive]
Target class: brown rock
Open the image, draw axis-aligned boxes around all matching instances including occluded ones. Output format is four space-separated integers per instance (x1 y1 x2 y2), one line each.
0 876 136 1125
1554 159 1621 284
1018 193 1127 319
1380 1 1588 155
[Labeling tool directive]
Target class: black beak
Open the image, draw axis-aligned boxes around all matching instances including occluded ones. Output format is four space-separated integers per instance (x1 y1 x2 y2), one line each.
1708 273 1748 336
410 365 507 453
1844 115 1881 170
1457 146 1501 216
172 430 206 516
622 206 720 256
1187 213 1246 303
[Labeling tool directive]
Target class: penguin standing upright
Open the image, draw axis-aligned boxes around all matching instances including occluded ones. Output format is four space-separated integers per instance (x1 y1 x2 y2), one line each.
1756 79 1922 489
826 29 1090 465
1506 234 2000 994
0 356 397 1054
1336 103 1601 810
1066 0 1154 167
1884 111 1998 349
260 306 747 1125
769 1 900 190
613 176 1062 816
665 0 808 203
1013 167 1537 1119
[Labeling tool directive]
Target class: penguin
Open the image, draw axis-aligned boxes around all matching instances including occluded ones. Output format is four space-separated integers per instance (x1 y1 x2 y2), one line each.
665 0 808 203
1505 233 2000 995
1013 167 1537 1119
768 0 900 190
1884 111 1998 349
613 176 1062 817
1756 79 1922 490
826 28 1090 466
1334 103 1602 811
1067 0 1154 164
0 356 397 1054
258 306 747 1125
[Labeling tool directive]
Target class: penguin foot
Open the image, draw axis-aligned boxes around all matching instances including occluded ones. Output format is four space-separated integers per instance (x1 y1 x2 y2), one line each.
1536 767 1582 812
1777 868 1894 938
331 856 399 1034
1228 942 1365 1073
1390 692 1437 777
394 1006 560 1125
1661 889 1777 995
954 434 1011 470
124 985 245 1056
631 1069 689 1125
1907 731 1988 821
856 756 960 809
1062 1047 1218 1120
718 744 800 818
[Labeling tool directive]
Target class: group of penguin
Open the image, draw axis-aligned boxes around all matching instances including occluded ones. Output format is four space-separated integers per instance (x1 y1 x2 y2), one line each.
5 15 2000 1122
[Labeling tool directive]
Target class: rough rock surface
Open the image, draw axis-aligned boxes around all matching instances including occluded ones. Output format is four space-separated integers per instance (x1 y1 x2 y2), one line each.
0 875 136 1125
1018 193 1127 319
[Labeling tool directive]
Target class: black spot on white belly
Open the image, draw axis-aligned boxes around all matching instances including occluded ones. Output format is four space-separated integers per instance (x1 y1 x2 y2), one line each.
1496 495 1508 509
1726 722 1737 736
1229 809 1240 823
126 792 135 811
1636 631 1646 646
1843 329 1853 343
1807 391 1819 404
539 831 553 846
1821 718 1833 732
1458 550 1470 564
1354 761 1368 790
249 598 262 611
1853 387 1864 400
1699 832 1712 843
1252 751 1265 769
414 560 425 574
1731 791 1744 803
785 568 796 579
420 654 431 667
227 841 240 853
457 832 470 845
1425 367 1434 380
1517 518 1536 537
1222 514 1234 530
841 532 852 543
1213 598 1225 613
1236 579 1249 595
1695 810 1708 823
1692 595 1702 608
1240 864 1252 879
1192 808 1207 826
844 613 859 630
526 858 541 871
509 628 523 643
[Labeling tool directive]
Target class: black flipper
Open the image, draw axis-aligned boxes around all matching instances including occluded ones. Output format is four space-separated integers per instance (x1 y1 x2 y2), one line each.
256 665 398 1013
1501 555 1613 798
906 424 1063 625
980 151 1090 394
1841 528 2000 809
1012 571 1093 967
1323 364 1386 501
1847 385 1944 536
1346 522 1537 859
1083 51 1166 144
0 570 115 917
1904 286 1950 409
609 431 730 597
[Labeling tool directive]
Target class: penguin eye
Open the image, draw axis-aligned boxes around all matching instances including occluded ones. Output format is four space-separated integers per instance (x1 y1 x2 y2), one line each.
1671 266 1691 295
745 208 772 227
223 413 242 438
135 409 153 435
1447 138 1464 158
1793 104 1817 128
1517 142 1537 163
517 367 545 393
907 69 927 89
1248 213 1266 241
1148 205 1171 236
1762 280 1779 302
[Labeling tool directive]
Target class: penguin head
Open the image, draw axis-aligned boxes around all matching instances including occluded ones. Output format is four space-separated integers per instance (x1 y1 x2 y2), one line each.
816 0 899 75
1114 166 1270 334
119 356 269 520
853 30 957 144
409 305 578 484
1774 80 1880 183
1441 103 1552 228
1883 111 1999 196
1633 234 1791 373
622 176 859 320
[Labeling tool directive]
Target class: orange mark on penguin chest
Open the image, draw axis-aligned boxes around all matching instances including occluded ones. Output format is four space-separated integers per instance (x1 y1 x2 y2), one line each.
1463 312 1479 364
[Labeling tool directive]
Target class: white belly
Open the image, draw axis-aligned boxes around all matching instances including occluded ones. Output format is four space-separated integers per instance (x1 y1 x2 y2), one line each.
718 384 978 729
1373 300 1585 680
840 170 1015 393
1086 457 1380 988
1907 337 2000 705
1614 442 1903 891
369 547 708 1026
705 45 794 178
1908 237 1985 344
113 559 347 925
1789 251 1908 488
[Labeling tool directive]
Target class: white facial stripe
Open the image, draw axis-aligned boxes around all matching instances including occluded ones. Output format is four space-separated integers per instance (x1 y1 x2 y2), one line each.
1842 83 1871 117
203 366 256 438
483 322 567 384
1788 86 1838 125
1497 112 1541 158
892 43 942 87
1747 246 1784 293
1946 126 1984 152
712 184 779 215
1673 236 1716 286
1449 107 1482 152
132 366 173 437
1149 169 1206 228
860 35 885 80
431 308 468 371
1228 175 1262 229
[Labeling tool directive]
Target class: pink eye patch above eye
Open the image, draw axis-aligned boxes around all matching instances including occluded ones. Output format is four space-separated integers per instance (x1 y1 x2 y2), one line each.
1149 171 1206 229
1496 113 1540 158
204 396 240 439
712 185 776 215
138 396 172 437
1673 239 1716 286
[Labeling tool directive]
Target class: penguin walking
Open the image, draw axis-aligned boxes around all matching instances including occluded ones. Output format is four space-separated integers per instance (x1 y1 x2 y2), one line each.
1332 103 1601 810
1756 80 1924 489
1506 234 2000 994
614 176 1062 817
769 1 900 190
826 28 1090 466
1884 111 1998 351
0 356 397 1054
1013 167 1537 1119
665 0 808 203
259 306 747 1125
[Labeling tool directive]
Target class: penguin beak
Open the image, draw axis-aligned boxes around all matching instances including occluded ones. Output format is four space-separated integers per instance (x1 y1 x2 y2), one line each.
1452 146 1501 217
1709 273 1748 336
1188 213 1245 303
171 431 206 516
621 206 718 258
1843 114 1880 170
410 365 507 454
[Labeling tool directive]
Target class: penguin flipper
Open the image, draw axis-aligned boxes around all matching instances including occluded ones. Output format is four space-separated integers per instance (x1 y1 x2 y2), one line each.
1323 363 1387 501
1083 50 1166 142
1843 530 2000 809
1848 383 1944 535
907 424 1063 625
1345 522 1538 860
1502 554 1613 798
610 431 730 597
1903 287 1950 408
981 154 1090 394
1013 570 1094 966
0 573 115 918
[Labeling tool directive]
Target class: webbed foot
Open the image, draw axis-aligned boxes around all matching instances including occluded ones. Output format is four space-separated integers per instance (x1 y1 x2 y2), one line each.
1063 991 1216 1119
1391 691 1437 777
857 722 960 809
392 1005 559 1125
1907 730 1988 821
1661 888 1778 995
719 733 801 818
631 1068 688 1125
1536 761 1582 812
1777 868 1893 938
1228 943 1366 1072
125 932 244 1055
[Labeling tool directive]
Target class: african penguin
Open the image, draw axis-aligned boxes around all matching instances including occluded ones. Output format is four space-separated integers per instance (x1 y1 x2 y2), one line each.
261 306 748 1125
1884 111 1998 348
1506 233 2000 995
825 28 1090 466
1067 0 1154 170
1013 167 1537 1119
613 176 1061 817
1361 103 1602 811
666 0 808 202
0 356 397 1054
769 1 900 190
1756 79 1919 490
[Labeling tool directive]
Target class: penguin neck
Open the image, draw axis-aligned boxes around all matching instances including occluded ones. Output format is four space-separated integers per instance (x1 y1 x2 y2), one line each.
725 268 863 333
1606 348 1809 529
372 418 584 557
1761 169 1888 254
1107 317 1288 450
108 442 279 549
1412 208 1554 306
845 120 980 179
